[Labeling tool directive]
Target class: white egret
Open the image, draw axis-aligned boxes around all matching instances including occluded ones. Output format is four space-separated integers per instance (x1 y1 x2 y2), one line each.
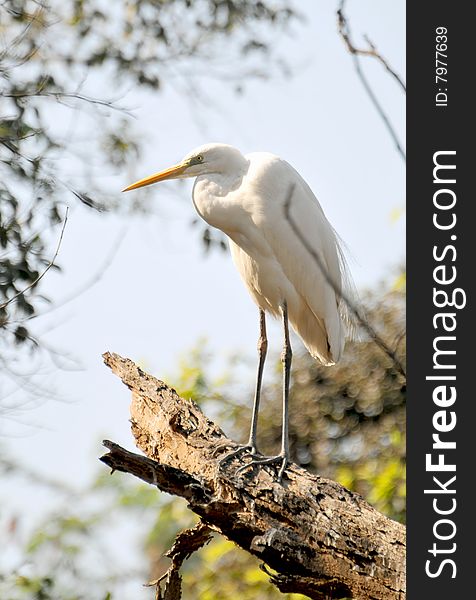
123 143 354 480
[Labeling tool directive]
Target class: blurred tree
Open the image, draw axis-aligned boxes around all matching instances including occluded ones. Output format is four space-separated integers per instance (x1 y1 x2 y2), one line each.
0 0 296 354
0 283 405 598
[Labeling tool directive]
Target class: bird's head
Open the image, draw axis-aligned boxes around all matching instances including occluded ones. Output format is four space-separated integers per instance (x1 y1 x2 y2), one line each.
122 143 246 192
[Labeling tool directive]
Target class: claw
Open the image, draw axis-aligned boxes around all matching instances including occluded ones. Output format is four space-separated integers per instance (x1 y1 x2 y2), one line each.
210 440 241 459
217 444 259 470
236 453 289 482
211 441 259 467
212 442 289 483
221 444 257 463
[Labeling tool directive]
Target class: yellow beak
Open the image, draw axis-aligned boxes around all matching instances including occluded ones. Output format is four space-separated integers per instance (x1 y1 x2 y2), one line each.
122 162 188 192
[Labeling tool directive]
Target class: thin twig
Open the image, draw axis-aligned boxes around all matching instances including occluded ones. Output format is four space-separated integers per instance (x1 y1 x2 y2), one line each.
337 1 406 162
283 184 406 378
0 207 69 311
363 34 406 92
0 0 46 61
351 55 406 162
337 2 406 92
0 90 133 116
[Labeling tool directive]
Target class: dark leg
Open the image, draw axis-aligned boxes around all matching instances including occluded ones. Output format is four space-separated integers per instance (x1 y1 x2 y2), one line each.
278 300 292 478
212 309 267 461
236 301 292 482
247 309 267 452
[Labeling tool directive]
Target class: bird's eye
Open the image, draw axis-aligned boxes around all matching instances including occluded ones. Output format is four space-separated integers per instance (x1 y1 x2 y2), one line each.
196 155 204 163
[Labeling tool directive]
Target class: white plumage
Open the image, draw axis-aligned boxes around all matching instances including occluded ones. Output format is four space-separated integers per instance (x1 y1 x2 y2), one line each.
123 142 354 479
189 144 349 364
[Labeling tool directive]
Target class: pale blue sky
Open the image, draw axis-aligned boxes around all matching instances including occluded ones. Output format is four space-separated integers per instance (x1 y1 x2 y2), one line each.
2 0 404 549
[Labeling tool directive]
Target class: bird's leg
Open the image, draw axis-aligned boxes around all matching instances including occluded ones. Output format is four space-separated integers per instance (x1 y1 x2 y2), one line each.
212 309 267 462
247 308 267 453
236 301 292 482
278 299 292 477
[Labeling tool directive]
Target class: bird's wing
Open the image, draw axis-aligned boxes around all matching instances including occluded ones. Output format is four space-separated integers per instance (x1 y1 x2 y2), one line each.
247 156 350 362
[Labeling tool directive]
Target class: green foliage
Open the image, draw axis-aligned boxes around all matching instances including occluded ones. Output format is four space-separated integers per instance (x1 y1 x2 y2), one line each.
169 337 234 406
181 537 306 600
9 575 55 599
2 572 112 600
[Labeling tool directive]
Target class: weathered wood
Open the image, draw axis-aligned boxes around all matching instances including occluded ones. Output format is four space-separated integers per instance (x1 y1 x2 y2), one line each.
101 351 406 600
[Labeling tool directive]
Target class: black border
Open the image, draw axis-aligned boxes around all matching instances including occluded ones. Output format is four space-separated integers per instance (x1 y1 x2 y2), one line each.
407 3 474 596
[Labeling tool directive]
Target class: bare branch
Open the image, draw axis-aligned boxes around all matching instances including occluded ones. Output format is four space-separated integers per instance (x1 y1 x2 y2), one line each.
0 0 46 63
0 90 133 116
337 1 406 162
337 2 406 92
0 207 69 311
350 54 406 162
145 523 213 599
283 184 406 378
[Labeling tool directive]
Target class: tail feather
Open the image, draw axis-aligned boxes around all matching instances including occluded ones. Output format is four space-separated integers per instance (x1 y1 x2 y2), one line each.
289 303 337 366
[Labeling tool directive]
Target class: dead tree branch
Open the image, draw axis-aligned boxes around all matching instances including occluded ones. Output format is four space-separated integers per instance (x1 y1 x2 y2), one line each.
145 522 213 599
100 352 406 600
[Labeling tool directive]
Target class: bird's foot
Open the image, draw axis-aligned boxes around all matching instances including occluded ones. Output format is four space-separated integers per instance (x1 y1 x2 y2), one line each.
236 453 289 482
211 441 258 465
210 440 241 458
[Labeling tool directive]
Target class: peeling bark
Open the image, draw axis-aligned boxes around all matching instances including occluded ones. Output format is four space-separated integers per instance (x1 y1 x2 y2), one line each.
100 352 406 600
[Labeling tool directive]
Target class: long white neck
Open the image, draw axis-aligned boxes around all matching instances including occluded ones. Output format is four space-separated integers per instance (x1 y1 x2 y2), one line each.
191 153 249 233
